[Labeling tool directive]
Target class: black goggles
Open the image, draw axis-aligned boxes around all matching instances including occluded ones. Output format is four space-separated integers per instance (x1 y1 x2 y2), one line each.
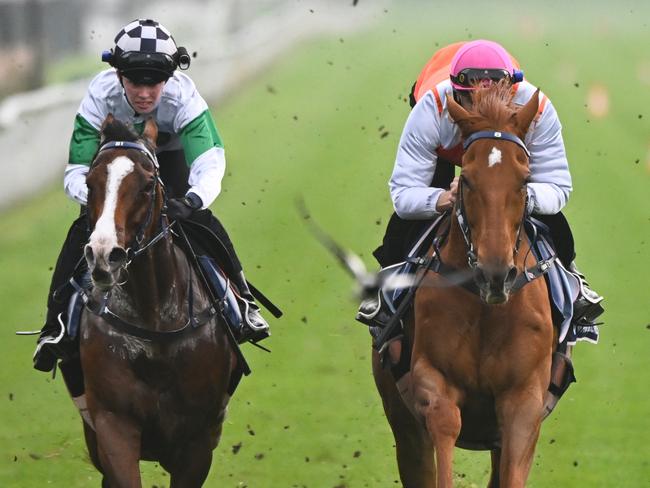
450 68 515 89
115 51 176 74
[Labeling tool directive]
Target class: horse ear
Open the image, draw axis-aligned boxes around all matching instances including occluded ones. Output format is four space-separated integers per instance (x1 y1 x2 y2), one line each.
513 89 540 138
142 118 158 148
446 92 474 137
99 113 115 143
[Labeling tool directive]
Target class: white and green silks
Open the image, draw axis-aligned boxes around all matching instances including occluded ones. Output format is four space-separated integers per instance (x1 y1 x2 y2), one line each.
64 69 225 208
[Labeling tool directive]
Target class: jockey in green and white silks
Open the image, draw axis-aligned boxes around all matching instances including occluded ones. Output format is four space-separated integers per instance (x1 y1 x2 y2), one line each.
33 19 269 375
64 69 225 210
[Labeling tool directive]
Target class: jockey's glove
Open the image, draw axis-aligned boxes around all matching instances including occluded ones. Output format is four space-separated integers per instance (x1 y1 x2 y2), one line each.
167 192 203 220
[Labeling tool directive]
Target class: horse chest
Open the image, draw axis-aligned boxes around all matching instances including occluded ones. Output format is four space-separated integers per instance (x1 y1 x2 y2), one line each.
415 303 542 391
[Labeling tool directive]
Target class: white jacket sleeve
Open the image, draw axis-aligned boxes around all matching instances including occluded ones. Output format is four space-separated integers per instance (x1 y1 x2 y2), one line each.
63 164 89 205
525 99 572 215
389 93 445 220
187 147 226 208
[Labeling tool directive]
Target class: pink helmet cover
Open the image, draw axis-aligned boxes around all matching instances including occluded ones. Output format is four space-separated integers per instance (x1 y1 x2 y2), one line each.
450 40 515 90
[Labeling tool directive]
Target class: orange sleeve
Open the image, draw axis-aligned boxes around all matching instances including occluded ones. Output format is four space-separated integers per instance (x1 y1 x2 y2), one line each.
413 42 466 103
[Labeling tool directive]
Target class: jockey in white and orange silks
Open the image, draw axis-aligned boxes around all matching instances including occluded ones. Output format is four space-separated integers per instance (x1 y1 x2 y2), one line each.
359 39 603 337
391 40 571 220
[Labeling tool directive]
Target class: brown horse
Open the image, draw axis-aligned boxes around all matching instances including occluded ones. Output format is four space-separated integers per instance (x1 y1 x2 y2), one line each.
79 115 237 487
373 84 556 487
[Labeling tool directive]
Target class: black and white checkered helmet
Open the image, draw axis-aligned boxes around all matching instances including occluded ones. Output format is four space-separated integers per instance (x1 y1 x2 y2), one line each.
114 19 177 59
105 19 191 84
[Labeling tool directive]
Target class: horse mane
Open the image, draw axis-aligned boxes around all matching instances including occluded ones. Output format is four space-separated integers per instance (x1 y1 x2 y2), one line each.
465 80 517 131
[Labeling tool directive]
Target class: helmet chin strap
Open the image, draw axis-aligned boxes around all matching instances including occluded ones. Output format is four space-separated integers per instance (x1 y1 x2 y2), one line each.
117 75 140 115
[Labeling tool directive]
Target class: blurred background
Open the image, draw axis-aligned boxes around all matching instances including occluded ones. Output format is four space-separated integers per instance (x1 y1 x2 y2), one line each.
0 0 648 486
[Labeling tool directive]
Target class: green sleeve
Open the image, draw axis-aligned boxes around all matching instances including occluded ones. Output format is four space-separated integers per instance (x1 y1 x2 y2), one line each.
179 110 224 167
69 114 100 166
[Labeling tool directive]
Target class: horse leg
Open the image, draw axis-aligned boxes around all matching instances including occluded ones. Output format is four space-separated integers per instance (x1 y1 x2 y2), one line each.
93 410 142 488
496 388 544 488
372 350 436 488
83 422 112 488
411 359 461 488
487 448 501 488
82 420 109 483
168 435 214 488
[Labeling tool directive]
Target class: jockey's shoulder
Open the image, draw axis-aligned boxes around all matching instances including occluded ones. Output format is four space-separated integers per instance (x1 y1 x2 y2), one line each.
512 80 549 106
87 68 122 98
411 79 454 118
160 71 200 105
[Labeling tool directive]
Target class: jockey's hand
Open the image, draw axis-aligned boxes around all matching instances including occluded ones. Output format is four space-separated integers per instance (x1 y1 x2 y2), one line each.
167 192 203 220
435 176 460 212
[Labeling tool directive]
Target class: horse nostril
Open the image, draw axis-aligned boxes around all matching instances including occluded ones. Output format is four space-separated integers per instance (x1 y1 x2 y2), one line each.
474 266 488 286
108 247 127 267
506 265 518 285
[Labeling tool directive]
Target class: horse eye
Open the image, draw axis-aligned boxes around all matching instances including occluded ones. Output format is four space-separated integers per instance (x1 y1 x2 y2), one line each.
141 180 155 194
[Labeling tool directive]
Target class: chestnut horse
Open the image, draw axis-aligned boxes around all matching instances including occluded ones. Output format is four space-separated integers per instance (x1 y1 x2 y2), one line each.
80 115 237 487
374 85 555 487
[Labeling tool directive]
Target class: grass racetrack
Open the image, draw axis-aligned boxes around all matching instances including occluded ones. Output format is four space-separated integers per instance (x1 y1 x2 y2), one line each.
0 2 648 486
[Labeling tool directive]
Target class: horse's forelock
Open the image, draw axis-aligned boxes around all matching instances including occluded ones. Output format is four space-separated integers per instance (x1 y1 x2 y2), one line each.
101 119 139 144
468 81 517 131
93 118 156 171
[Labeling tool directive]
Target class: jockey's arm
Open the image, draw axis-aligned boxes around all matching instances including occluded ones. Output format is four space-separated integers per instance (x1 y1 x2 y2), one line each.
178 110 225 209
64 114 99 206
389 92 446 220
64 72 113 206
524 98 572 215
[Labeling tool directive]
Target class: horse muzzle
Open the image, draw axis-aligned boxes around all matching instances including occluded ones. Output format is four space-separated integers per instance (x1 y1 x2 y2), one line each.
473 263 518 305
84 244 128 290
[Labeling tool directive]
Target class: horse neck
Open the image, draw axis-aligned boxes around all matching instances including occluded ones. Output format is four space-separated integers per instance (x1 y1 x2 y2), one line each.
120 235 188 326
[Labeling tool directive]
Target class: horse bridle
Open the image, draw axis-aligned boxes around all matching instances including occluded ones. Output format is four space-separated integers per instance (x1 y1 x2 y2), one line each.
95 140 172 264
455 130 530 270
82 141 221 342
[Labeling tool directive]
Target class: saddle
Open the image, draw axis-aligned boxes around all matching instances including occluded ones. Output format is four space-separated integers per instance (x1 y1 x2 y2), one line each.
178 220 282 318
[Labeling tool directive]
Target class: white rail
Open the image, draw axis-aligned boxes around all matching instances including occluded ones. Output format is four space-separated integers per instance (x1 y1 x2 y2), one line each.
0 0 383 210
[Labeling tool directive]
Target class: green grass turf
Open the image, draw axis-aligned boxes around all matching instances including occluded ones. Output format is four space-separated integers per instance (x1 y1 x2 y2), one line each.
1 2 649 486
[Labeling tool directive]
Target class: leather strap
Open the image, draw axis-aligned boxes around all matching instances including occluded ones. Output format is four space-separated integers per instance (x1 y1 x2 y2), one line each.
84 292 218 342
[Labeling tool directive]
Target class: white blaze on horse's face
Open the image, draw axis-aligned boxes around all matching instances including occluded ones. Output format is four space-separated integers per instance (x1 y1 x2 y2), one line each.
87 156 134 263
487 146 502 167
